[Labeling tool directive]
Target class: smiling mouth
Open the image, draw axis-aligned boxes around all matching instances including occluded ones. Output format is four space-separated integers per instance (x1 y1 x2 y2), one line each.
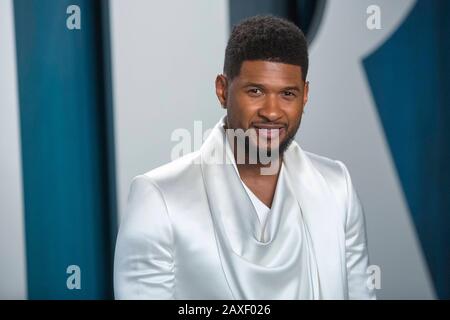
252 124 286 139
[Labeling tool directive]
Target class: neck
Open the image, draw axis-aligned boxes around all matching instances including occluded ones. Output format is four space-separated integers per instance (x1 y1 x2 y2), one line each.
234 150 282 209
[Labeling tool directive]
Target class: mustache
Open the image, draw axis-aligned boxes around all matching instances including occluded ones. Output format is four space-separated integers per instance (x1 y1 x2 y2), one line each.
251 122 287 129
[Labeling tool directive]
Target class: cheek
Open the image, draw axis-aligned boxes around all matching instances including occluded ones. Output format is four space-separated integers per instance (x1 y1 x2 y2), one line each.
284 105 303 126
229 95 259 121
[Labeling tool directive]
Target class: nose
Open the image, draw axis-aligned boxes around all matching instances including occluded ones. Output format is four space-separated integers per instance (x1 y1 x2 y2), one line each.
258 94 282 122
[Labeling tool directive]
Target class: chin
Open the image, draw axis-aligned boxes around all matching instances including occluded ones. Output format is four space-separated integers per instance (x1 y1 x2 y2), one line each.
246 143 281 162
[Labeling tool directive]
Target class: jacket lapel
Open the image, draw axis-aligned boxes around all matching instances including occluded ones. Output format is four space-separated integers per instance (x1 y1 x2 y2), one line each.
283 142 347 299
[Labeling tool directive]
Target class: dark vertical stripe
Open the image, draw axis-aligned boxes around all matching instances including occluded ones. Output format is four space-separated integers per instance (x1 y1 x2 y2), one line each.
286 0 300 30
229 0 289 29
14 0 115 299
228 0 326 42
364 0 450 299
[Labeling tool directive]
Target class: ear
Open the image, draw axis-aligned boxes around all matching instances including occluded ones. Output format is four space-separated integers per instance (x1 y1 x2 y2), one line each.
215 74 228 108
303 81 309 106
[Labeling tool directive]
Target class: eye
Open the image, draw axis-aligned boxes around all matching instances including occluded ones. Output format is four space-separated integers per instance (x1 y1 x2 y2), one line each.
282 91 296 97
247 88 263 96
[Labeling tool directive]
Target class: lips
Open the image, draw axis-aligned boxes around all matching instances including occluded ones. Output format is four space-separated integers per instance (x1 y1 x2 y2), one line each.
252 123 286 140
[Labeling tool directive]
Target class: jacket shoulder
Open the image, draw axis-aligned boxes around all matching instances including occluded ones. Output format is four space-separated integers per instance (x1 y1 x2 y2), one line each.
138 151 203 197
303 150 346 181
303 150 351 217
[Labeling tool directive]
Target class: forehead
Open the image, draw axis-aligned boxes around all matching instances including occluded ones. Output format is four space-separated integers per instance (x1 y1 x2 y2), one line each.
236 60 303 85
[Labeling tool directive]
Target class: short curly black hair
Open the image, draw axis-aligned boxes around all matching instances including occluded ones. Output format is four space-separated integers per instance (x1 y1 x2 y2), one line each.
224 15 309 81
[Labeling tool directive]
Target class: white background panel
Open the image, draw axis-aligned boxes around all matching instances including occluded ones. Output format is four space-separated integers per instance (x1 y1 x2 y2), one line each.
0 0 28 300
110 0 229 222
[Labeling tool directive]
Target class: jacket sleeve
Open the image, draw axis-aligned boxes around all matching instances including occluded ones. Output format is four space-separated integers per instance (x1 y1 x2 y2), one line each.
114 175 175 299
336 161 376 300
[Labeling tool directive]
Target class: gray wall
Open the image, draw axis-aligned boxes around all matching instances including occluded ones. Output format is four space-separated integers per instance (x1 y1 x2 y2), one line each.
109 0 229 222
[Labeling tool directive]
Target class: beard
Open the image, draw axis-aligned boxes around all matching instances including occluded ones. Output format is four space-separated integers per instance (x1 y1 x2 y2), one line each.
244 120 301 162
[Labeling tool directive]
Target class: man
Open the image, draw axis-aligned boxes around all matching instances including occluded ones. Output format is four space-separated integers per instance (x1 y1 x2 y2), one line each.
114 15 375 300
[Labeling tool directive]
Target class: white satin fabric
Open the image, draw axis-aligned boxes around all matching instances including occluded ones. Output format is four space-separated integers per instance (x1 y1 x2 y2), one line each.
114 116 376 300
242 183 270 229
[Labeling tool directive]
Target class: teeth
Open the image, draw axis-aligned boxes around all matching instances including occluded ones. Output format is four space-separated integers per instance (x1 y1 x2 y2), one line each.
257 128 281 137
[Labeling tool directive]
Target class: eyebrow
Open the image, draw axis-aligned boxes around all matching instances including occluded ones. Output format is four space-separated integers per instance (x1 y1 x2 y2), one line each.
282 86 301 92
242 82 301 91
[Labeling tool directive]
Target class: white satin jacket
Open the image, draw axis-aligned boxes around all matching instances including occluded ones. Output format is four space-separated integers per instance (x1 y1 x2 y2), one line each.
114 117 376 300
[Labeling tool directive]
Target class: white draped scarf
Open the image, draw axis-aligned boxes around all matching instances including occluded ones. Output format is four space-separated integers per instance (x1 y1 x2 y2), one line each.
199 117 347 299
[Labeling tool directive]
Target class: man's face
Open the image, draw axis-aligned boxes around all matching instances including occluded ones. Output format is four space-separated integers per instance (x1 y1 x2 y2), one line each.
215 60 309 156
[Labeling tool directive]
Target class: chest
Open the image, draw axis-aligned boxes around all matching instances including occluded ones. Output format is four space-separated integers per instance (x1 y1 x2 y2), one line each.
240 175 278 208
